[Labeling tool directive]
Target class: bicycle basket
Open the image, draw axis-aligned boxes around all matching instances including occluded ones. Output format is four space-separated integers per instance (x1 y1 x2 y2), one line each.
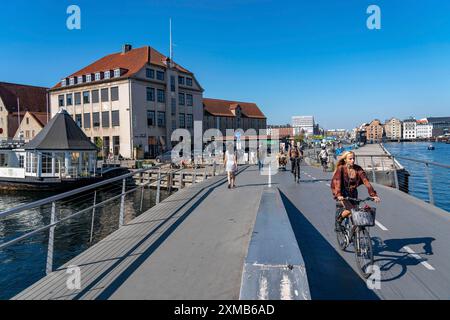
351 207 376 227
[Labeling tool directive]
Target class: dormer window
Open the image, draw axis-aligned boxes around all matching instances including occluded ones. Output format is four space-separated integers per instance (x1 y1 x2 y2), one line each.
77 76 83 84
95 72 101 81
61 79 67 87
104 71 111 79
114 69 120 78
69 77 75 85
86 74 92 82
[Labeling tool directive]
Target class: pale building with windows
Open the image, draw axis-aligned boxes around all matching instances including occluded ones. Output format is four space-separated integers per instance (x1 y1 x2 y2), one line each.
403 118 417 140
384 118 402 140
13 111 49 142
416 119 433 139
49 44 203 159
292 116 314 136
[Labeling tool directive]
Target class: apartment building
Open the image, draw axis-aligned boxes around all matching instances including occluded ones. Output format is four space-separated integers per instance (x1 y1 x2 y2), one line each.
203 98 266 135
384 118 402 140
416 119 433 139
366 119 384 143
13 111 49 142
49 44 204 159
403 118 417 140
0 82 48 140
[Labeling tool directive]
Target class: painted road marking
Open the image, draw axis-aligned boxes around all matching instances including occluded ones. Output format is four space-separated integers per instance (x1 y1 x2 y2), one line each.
375 220 388 231
326 183 331 187
403 246 435 271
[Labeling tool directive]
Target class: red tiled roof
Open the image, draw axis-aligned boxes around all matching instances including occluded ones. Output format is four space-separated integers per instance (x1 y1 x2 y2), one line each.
203 98 266 119
51 46 192 90
0 82 48 113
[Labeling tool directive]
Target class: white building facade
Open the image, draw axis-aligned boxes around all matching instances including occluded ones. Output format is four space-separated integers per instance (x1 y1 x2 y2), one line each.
292 116 314 136
402 119 417 140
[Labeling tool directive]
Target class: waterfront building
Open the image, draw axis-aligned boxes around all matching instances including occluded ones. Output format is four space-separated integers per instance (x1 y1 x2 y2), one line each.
266 125 293 138
49 44 204 160
292 116 314 136
0 82 48 140
384 117 402 140
13 111 49 142
202 98 266 134
403 118 417 140
416 119 433 139
325 129 347 139
366 119 384 143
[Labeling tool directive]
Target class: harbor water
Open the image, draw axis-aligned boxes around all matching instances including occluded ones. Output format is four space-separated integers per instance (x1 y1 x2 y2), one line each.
384 142 450 213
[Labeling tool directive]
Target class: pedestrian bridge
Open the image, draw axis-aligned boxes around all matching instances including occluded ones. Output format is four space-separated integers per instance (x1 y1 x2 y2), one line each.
12 163 450 300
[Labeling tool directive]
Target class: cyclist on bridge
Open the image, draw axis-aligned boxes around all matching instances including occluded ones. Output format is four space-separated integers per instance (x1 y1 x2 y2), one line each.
289 144 303 183
331 151 381 227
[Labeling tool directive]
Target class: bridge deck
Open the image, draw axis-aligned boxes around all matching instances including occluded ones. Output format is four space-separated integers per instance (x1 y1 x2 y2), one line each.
14 162 450 300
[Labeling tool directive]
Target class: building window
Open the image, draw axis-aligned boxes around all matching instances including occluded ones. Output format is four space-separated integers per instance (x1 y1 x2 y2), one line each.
179 113 185 128
19 155 24 168
102 111 110 128
186 114 193 129
41 153 53 174
86 74 92 82
69 78 75 85
178 76 185 85
111 110 120 126
58 95 65 107
93 112 100 127
92 90 99 103
146 87 155 101
83 91 90 104
75 114 82 127
170 75 175 92
114 69 120 78
179 93 185 105
84 113 91 128
113 136 120 156
147 110 155 126
186 94 193 106
172 119 176 131
171 98 176 115
95 73 101 81
101 88 109 102
157 111 165 127
26 117 29 125
156 71 165 81
77 76 83 84
74 92 81 105
111 86 119 101
104 71 111 79
157 89 165 103
146 68 154 79
61 79 67 87
186 77 192 86
66 93 73 106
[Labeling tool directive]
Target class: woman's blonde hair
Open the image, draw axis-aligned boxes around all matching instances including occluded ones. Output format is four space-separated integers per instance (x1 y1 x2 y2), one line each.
334 151 356 172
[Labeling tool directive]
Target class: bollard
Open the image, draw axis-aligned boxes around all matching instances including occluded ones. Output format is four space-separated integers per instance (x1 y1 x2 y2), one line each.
119 178 126 227
46 202 56 275
90 191 97 243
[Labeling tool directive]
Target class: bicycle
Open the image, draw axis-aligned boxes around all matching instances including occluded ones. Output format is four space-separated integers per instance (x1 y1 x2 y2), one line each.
335 197 377 278
291 157 301 183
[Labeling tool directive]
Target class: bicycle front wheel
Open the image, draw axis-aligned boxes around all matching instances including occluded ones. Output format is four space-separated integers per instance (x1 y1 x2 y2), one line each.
355 227 374 278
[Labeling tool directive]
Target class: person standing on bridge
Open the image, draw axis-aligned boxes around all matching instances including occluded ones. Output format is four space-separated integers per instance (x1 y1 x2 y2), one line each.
331 151 381 226
224 143 238 189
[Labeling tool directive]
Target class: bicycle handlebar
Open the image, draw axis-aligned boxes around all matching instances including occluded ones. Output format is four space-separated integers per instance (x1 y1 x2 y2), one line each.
343 196 374 203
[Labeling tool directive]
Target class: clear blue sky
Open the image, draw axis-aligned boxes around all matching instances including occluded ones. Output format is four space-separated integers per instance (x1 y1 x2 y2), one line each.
1 0 450 129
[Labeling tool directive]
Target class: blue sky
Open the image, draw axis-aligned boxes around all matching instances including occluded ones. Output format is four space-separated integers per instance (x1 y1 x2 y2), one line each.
1 0 450 129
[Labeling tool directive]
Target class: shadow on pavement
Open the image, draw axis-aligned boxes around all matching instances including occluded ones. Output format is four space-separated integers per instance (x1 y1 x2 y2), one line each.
279 190 380 300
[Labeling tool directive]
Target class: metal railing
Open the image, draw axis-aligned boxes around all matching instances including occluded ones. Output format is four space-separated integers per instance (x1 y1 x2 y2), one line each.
0 162 223 277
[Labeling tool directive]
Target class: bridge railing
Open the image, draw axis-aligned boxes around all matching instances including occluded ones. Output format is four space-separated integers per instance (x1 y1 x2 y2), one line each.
0 162 223 279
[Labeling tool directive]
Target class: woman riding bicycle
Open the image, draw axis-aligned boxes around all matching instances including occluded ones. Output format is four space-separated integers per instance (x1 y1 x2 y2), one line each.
331 151 381 225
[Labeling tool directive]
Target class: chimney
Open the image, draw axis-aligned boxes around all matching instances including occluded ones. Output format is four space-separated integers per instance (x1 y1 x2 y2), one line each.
122 44 132 54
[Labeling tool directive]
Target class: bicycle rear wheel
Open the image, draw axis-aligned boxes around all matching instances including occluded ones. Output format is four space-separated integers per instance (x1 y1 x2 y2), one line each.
355 227 374 278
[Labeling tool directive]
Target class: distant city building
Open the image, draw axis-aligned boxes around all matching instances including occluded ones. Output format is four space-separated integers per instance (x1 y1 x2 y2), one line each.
292 116 314 136
49 44 204 159
203 98 266 134
384 118 402 140
266 125 293 138
403 118 417 140
13 111 49 142
325 129 347 139
366 119 384 143
0 82 49 140
427 117 450 137
416 119 433 139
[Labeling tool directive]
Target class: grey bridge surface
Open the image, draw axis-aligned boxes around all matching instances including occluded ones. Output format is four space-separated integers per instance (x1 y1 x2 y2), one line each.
14 163 450 299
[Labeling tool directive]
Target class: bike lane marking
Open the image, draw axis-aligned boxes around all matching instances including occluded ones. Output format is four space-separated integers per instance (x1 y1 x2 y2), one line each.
403 246 435 271
375 220 388 231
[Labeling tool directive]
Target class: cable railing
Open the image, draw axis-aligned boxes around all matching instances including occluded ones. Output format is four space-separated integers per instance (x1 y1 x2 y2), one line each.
0 161 224 278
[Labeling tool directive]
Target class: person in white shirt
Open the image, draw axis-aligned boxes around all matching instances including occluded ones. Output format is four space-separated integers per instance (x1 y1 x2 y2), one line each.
224 143 237 189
